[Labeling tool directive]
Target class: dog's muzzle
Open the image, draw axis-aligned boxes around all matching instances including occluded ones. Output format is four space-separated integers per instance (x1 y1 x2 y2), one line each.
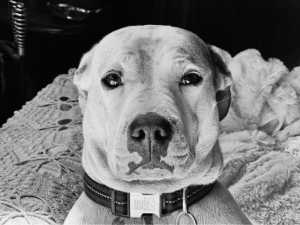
127 112 174 174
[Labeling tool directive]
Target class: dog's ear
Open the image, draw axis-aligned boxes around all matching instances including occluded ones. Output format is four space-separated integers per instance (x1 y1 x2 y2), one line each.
74 47 96 114
208 45 233 121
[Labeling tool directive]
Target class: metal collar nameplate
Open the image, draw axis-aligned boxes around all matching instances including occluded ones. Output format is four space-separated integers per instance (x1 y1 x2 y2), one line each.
130 193 161 218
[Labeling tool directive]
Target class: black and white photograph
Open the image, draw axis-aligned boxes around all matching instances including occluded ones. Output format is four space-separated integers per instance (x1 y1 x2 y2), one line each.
0 0 300 224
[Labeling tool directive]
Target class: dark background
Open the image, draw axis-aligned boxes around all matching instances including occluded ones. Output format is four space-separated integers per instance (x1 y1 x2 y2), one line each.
1 0 300 125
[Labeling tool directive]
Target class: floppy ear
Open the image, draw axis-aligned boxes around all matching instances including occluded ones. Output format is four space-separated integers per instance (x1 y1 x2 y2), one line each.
73 47 96 115
208 45 233 121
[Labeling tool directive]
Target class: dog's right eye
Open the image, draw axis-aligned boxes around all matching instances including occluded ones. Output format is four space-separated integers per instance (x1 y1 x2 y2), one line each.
102 73 122 88
180 72 203 85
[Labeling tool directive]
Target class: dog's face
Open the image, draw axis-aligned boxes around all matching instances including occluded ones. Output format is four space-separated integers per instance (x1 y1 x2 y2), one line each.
75 25 232 193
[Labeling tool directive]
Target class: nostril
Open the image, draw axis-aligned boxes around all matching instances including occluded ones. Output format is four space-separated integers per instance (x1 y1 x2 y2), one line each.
131 129 145 141
157 128 167 137
155 129 164 141
154 129 165 140
154 125 172 142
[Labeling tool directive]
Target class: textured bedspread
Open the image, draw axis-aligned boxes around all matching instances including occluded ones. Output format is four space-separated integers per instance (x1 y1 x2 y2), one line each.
1 49 300 224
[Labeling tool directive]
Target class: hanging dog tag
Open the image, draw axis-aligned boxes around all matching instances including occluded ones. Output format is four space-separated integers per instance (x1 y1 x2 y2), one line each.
130 193 161 218
175 188 197 225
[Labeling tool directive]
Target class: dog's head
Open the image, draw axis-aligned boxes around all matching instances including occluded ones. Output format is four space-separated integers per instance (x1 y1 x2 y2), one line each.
74 25 232 193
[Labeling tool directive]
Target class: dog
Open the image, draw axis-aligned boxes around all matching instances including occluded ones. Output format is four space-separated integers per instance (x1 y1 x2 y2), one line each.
64 25 251 224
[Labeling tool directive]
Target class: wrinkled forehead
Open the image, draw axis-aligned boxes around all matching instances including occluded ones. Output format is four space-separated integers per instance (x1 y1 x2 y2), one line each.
94 26 212 68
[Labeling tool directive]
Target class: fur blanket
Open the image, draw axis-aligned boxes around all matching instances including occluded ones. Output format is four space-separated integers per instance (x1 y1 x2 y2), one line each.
0 48 299 225
217 48 300 224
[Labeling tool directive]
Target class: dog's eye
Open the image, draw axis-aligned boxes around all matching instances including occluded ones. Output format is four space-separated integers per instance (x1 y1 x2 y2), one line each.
102 73 122 88
181 73 203 85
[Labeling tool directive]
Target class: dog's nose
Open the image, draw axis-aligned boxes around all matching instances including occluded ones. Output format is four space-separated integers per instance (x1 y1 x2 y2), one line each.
127 112 173 172
129 113 172 146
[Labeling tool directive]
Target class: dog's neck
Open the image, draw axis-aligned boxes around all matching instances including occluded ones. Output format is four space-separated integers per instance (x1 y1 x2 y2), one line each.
83 172 215 219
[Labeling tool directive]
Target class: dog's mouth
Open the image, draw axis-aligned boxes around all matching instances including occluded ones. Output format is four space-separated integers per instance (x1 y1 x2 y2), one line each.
126 161 175 176
122 167 175 181
117 152 192 182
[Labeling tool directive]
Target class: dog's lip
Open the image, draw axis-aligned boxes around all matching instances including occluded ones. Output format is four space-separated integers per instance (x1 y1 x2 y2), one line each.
121 166 175 182
121 176 172 182
141 162 170 170
126 161 175 176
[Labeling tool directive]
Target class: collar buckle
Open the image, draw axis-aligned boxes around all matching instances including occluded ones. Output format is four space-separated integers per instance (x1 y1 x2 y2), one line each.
111 190 162 218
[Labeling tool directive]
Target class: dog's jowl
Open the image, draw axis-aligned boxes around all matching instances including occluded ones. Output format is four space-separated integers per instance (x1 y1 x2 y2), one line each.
64 25 251 225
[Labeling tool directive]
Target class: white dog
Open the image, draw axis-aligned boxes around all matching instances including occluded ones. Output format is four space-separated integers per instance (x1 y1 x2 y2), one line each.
64 25 251 224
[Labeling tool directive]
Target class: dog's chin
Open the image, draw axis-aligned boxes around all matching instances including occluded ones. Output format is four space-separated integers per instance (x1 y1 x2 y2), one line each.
120 167 176 181
119 175 187 194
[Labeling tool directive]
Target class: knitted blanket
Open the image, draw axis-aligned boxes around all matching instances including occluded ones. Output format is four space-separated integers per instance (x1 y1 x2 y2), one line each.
0 49 300 225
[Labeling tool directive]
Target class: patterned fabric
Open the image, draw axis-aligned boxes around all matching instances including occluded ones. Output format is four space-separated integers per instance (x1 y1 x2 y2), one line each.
0 69 84 224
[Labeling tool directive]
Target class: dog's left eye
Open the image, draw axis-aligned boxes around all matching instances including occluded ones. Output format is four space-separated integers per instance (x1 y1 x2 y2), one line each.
181 73 203 85
102 73 122 88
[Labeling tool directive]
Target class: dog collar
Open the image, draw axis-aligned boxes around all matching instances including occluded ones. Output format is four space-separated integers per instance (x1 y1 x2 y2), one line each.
84 173 214 218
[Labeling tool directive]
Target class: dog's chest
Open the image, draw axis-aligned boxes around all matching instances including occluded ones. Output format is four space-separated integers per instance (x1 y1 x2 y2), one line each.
95 204 197 225
110 213 191 225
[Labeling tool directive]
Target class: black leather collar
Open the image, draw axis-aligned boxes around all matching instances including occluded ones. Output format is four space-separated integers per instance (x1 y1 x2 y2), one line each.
84 173 214 218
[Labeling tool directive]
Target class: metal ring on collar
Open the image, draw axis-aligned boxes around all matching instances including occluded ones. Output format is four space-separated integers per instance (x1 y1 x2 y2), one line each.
175 188 197 225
